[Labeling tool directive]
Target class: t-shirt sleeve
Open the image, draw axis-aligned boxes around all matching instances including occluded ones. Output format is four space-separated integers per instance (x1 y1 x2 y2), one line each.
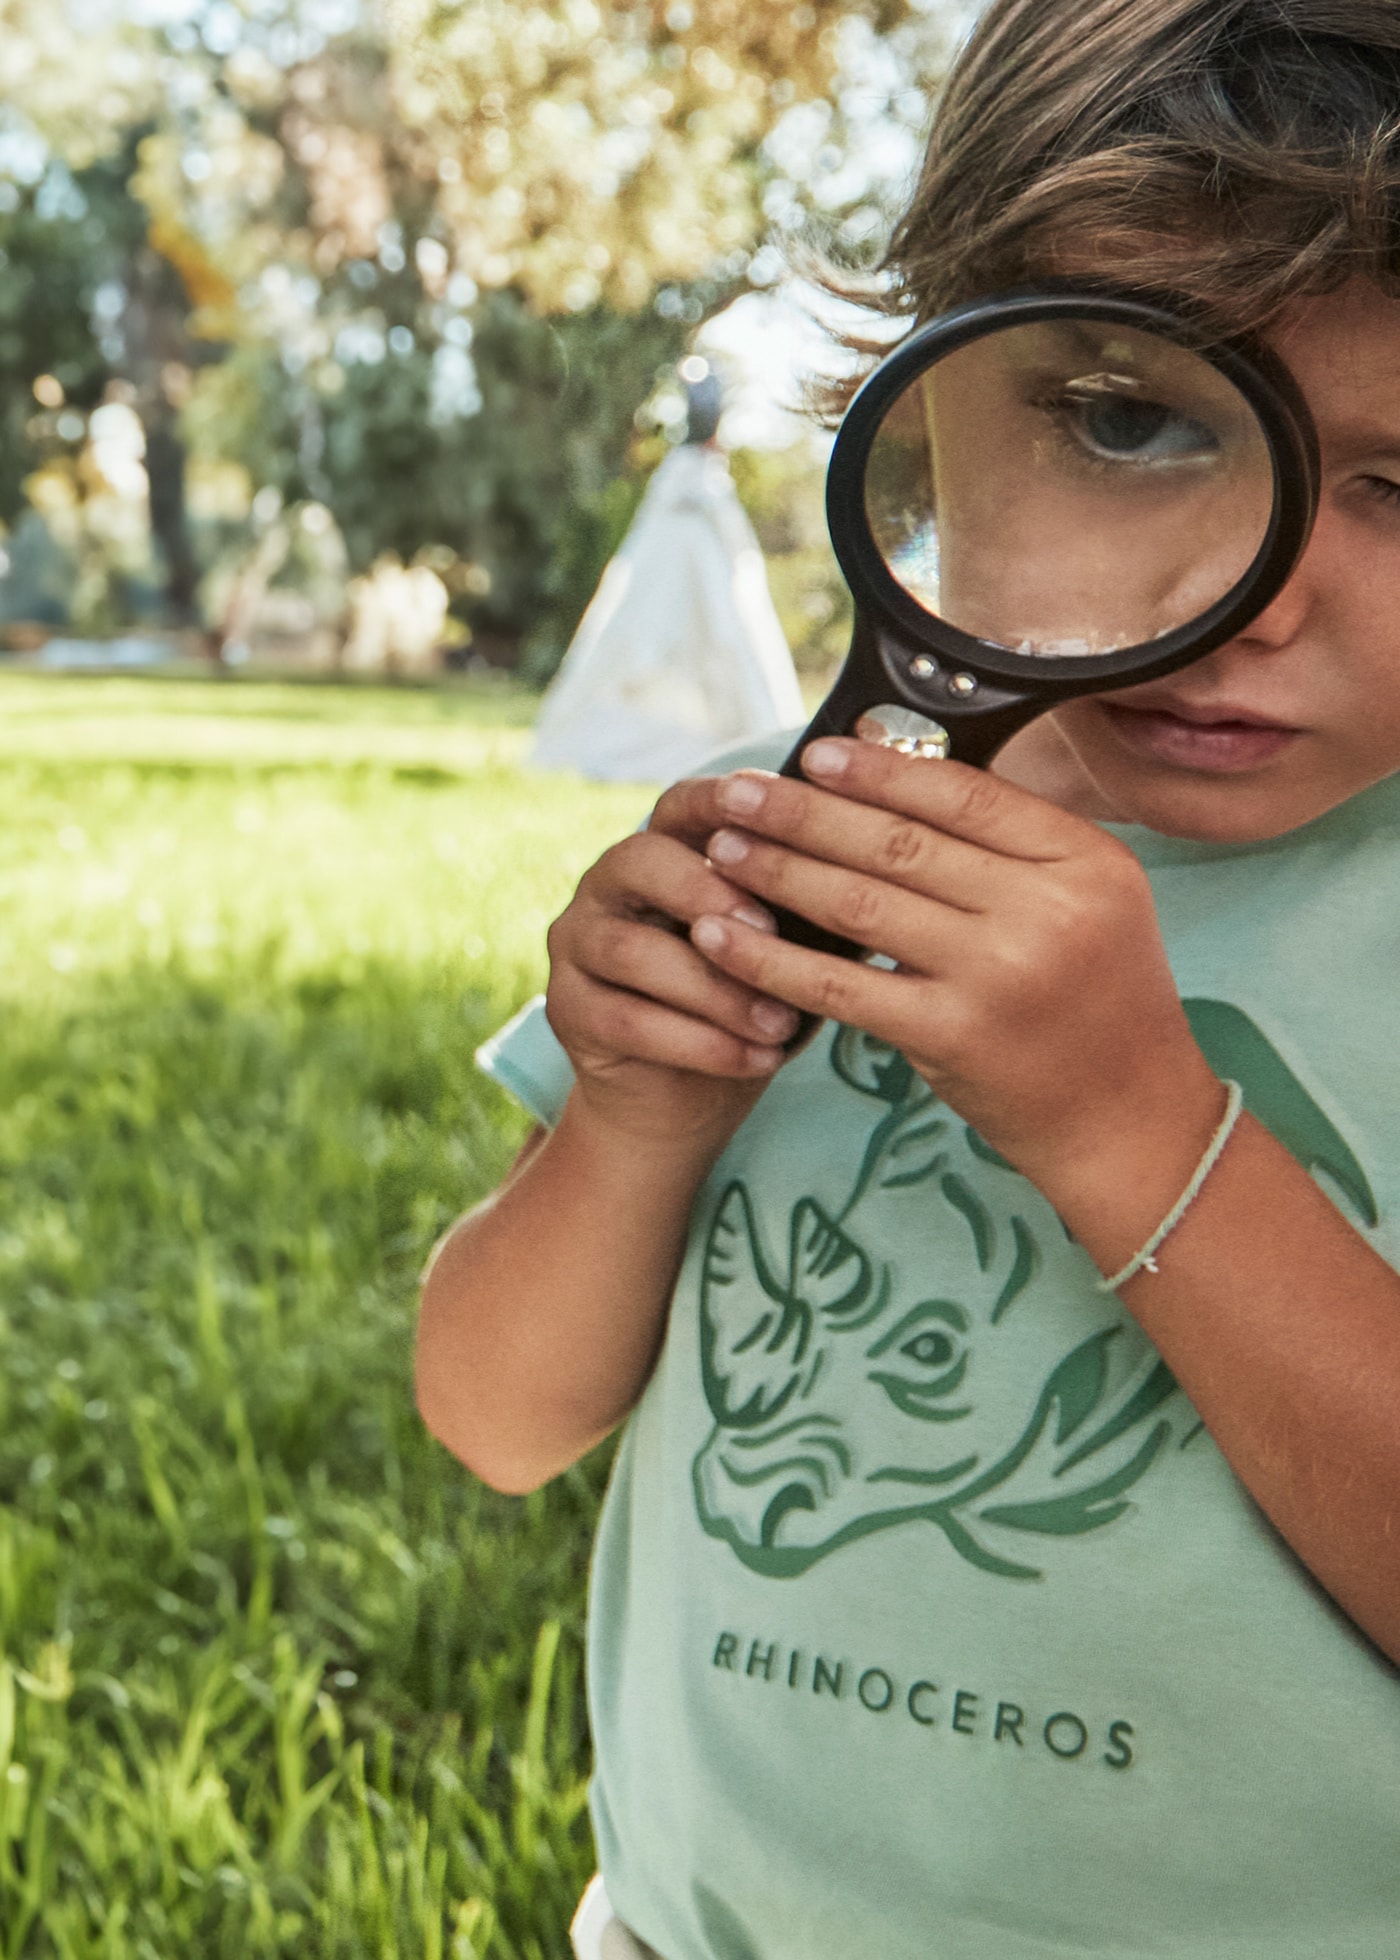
689 729 797 777
474 994 575 1129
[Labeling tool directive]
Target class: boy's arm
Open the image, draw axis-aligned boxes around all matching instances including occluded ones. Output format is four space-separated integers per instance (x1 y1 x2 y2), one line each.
690 740 1400 1665
1065 1111 1400 1669
416 774 799 1493
418 1096 723 1491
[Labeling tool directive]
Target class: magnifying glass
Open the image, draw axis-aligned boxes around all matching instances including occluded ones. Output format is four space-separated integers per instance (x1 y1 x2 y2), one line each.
777 289 1319 956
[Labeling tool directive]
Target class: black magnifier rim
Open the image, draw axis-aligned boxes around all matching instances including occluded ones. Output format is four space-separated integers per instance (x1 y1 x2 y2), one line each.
827 288 1319 694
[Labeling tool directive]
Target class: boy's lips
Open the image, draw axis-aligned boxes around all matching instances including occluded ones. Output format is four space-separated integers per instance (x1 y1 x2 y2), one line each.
1094 696 1301 771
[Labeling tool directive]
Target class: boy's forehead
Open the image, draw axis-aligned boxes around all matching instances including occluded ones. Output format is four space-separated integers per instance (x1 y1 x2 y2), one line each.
1270 279 1400 440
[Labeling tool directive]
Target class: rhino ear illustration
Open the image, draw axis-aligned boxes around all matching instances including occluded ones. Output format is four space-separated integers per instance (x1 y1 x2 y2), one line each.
1184 999 1378 1226
700 1184 811 1429
830 1025 929 1108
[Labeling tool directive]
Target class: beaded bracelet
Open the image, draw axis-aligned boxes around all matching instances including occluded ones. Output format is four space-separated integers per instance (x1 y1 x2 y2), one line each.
1096 1080 1244 1293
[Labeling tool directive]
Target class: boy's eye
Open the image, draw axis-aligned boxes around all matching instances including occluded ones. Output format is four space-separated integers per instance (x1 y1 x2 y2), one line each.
1049 387 1221 467
1362 474 1400 509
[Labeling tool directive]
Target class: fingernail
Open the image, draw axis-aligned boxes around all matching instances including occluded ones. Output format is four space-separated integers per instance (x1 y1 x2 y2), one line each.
693 916 728 954
746 1045 782 1073
708 829 749 865
720 774 766 816
804 740 848 777
751 1000 797 1039
732 904 776 933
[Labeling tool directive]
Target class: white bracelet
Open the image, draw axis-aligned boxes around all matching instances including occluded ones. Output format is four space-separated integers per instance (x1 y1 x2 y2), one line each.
1096 1080 1244 1293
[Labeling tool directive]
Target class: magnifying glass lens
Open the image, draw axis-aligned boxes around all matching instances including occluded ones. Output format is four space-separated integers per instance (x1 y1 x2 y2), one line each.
776 293 1317 962
863 317 1276 659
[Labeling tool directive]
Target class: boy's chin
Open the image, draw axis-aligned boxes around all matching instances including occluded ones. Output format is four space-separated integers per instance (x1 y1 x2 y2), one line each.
1118 793 1315 845
1053 715 1345 844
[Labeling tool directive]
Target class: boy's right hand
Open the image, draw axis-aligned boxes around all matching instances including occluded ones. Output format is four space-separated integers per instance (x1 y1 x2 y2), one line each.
544 772 799 1157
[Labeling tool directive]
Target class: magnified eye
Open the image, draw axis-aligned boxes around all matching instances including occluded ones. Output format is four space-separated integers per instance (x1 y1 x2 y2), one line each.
1050 385 1220 466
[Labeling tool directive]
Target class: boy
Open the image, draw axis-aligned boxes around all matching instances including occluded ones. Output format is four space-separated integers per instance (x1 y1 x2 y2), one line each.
419 3 1400 1952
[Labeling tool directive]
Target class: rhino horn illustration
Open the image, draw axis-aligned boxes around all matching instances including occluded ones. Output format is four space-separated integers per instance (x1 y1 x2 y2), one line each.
700 1184 877 1428
789 1198 874 1321
700 1183 812 1429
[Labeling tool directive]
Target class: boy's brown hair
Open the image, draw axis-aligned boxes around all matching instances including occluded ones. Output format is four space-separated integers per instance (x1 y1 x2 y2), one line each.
849 0 1400 359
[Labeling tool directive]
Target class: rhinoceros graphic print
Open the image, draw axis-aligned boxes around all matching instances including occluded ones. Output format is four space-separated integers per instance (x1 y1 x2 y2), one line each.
692 1004 1377 1582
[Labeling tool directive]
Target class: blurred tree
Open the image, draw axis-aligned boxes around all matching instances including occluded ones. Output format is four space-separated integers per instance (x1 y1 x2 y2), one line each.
0 144 206 631
387 0 922 312
0 0 218 629
133 0 950 661
729 440 852 681
0 0 157 165
0 0 955 660
0 152 138 527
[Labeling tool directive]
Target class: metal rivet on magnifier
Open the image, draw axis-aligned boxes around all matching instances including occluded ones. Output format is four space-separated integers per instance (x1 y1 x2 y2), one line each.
947 673 978 697
854 706 951 759
909 655 937 680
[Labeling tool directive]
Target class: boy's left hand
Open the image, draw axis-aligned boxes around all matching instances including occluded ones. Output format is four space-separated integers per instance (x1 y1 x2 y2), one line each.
689 737 1222 1212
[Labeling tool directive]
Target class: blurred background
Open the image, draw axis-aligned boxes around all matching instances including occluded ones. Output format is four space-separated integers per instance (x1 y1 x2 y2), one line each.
0 1 975 1953
0 0 974 688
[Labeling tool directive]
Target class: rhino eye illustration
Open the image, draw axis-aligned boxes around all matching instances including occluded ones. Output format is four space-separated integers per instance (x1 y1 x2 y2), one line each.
866 1301 971 1423
903 1330 955 1368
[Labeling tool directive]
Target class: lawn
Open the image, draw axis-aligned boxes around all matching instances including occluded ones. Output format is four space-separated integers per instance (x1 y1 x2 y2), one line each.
0 674 655 1959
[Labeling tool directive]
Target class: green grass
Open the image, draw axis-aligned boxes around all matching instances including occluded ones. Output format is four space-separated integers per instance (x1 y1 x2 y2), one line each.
0 674 655 1957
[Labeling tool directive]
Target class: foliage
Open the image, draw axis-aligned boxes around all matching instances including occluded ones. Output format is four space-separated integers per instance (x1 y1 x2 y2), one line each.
0 146 145 508
0 0 956 654
129 0 936 654
0 0 157 167
0 673 656 1954
387 0 920 313
730 441 852 677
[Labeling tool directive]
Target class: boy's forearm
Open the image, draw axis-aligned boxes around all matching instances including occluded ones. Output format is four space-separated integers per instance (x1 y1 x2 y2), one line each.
416 1090 718 1492
1053 1112 1400 1666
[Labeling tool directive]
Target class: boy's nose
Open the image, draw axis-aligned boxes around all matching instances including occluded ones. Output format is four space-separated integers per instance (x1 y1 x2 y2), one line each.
1229 518 1326 651
1233 576 1310 650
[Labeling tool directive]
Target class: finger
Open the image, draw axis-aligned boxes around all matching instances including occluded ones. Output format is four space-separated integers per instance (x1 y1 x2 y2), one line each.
578 911 802 1048
712 769 998 912
649 772 775 851
550 967 786 1080
799 739 1085 862
585 829 777 934
689 910 931 1048
703 826 974 970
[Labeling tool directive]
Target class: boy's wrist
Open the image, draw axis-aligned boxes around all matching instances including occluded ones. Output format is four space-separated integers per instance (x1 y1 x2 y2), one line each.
1015 1053 1228 1278
555 1084 745 1190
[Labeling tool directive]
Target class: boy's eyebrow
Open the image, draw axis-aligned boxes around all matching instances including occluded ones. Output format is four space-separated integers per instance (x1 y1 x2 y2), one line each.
1325 426 1400 464
1306 383 1400 458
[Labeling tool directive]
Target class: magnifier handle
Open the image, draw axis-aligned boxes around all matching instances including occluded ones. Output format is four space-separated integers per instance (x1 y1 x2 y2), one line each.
769 661 886 962
768 640 1037 963
775 642 888 783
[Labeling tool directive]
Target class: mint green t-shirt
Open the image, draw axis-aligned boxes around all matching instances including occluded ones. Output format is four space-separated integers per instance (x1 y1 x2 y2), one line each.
478 747 1400 1959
